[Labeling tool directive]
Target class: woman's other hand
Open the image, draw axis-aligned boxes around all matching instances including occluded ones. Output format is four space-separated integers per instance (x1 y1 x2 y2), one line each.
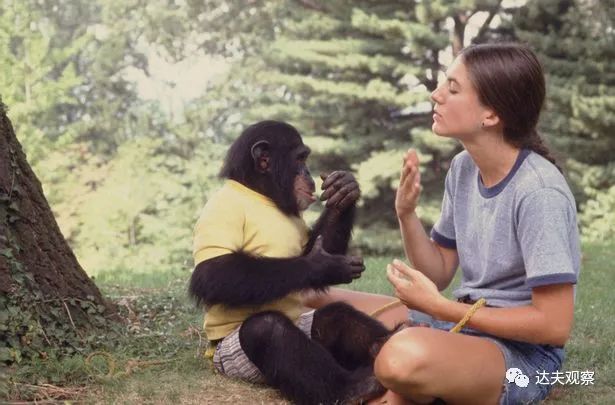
395 149 422 218
387 259 444 314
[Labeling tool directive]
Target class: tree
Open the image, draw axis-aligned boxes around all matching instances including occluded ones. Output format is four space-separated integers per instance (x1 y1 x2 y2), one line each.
57 136 226 276
171 0 511 252
0 0 84 165
508 0 615 240
0 102 114 364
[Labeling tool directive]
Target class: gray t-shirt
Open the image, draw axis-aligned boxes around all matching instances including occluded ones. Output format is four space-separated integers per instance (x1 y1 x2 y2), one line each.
431 149 581 308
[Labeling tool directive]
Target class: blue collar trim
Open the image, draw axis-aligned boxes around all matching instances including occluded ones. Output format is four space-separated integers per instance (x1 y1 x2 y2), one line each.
477 149 530 198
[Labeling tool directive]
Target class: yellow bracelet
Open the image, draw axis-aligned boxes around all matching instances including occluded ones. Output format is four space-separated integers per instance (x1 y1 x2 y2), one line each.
449 298 486 333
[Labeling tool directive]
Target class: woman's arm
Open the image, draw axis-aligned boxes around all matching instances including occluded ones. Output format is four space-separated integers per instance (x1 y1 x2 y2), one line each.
396 149 459 290
433 284 575 346
388 260 574 347
399 213 459 290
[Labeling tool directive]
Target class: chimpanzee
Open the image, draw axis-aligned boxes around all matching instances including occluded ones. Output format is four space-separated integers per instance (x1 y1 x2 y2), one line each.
189 121 393 404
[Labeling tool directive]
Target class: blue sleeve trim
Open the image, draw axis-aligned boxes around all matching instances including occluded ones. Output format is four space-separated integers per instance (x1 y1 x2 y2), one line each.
526 273 577 288
430 229 457 249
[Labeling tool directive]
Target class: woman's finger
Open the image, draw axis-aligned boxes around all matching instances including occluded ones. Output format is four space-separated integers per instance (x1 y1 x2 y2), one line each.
391 259 417 279
388 265 414 292
407 149 420 167
399 159 411 183
386 266 396 287
386 265 404 288
391 259 411 273
400 165 418 190
401 150 420 184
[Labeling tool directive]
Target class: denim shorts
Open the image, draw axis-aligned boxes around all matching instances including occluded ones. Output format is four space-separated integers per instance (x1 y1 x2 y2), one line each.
409 310 565 405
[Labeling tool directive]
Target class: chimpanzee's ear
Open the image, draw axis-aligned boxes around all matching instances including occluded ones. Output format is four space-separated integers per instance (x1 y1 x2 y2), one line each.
250 140 270 173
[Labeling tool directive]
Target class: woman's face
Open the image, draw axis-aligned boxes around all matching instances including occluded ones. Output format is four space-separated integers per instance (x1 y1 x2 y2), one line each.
430 57 494 139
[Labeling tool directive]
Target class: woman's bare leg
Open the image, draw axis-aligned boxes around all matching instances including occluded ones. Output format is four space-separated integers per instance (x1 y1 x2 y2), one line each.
368 389 417 405
374 327 506 405
302 287 409 329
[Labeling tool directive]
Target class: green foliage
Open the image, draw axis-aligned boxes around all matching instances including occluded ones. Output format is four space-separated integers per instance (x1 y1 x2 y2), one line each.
47 137 226 276
357 149 408 200
508 0 615 242
1 0 612 275
169 0 516 229
3 276 203 401
580 185 615 242
1 0 229 289
8 0 610 283
0 0 85 164
353 225 405 256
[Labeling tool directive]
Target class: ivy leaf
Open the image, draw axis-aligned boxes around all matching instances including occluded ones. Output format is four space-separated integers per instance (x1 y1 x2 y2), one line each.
7 306 20 317
0 248 13 258
0 347 13 362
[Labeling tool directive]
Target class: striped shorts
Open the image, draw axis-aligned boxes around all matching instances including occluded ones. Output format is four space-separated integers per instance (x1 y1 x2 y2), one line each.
212 310 315 383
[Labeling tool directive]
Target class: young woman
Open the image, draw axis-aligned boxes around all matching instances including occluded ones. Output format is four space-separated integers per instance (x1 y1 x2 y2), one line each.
372 43 581 404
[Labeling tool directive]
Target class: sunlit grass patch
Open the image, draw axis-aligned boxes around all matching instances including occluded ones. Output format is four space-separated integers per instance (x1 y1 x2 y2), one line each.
6 242 613 404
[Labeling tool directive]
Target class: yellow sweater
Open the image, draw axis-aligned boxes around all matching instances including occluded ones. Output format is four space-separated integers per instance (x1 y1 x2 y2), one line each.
193 180 310 340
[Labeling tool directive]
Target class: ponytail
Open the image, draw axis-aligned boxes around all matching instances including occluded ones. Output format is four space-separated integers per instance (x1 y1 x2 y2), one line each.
522 129 562 173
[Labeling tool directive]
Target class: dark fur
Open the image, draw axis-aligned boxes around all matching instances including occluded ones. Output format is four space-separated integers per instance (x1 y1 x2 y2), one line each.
189 249 358 308
311 302 390 370
305 205 356 255
239 310 386 405
219 120 305 216
189 121 388 404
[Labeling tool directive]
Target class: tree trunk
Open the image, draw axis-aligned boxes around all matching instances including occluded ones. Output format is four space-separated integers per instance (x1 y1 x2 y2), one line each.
452 13 467 57
0 101 115 363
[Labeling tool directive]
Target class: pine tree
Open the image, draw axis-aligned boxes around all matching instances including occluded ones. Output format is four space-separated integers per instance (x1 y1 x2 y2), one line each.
509 0 615 240
0 0 84 165
177 1 511 251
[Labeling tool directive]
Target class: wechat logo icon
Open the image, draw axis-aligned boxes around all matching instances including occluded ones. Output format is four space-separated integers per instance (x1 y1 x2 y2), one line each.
506 368 530 388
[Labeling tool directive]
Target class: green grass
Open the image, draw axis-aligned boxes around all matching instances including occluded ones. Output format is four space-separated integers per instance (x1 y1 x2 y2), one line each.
4 242 614 403
361 245 615 403
545 243 615 403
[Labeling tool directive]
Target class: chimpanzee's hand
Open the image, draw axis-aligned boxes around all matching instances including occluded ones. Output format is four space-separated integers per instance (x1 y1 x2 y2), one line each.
306 236 364 287
320 171 360 212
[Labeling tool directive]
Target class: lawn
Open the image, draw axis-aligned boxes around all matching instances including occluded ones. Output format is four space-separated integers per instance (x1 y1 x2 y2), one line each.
4 242 614 404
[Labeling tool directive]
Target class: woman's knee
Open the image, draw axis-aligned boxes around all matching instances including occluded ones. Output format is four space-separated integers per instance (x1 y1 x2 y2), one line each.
374 328 434 389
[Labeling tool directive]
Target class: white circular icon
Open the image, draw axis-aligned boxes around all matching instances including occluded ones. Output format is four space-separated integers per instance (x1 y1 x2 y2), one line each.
506 368 530 388
515 374 530 387
506 368 523 383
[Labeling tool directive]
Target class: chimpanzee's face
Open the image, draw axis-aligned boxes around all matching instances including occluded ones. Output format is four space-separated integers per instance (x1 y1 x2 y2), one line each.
227 120 318 216
293 145 316 211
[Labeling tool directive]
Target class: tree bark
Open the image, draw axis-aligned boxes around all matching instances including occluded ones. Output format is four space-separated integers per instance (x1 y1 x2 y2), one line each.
452 13 468 56
0 101 115 362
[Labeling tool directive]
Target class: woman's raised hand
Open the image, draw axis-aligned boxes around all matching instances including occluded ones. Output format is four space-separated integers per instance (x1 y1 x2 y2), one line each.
395 149 422 218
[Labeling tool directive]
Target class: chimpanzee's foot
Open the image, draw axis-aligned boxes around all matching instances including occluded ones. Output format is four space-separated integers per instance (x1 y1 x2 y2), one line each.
342 368 387 405
369 321 412 359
